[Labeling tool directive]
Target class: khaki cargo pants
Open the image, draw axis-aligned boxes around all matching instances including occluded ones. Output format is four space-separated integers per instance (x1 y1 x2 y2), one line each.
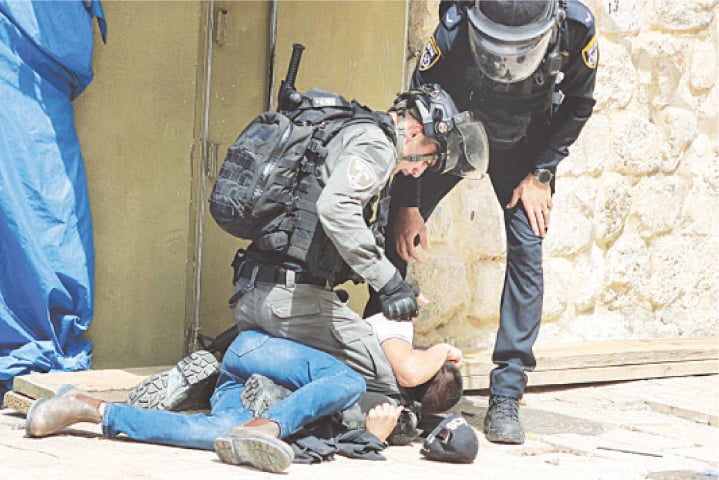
231 280 400 397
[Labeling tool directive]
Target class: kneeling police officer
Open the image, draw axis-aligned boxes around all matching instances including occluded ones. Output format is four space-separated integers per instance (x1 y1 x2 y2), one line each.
231 83 487 398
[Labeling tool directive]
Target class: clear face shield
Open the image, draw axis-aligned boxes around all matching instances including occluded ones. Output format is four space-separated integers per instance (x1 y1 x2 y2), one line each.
467 1 558 83
431 111 489 180
469 29 552 83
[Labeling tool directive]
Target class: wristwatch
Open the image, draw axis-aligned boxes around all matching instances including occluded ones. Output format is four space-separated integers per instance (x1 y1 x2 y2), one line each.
532 168 554 185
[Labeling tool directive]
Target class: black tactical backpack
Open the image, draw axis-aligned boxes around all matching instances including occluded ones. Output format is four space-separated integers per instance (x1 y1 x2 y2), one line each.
209 88 395 282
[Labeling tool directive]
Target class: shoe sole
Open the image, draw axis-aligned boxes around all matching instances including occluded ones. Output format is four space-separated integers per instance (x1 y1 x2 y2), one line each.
484 425 525 444
241 373 292 416
126 350 219 411
214 434 292 473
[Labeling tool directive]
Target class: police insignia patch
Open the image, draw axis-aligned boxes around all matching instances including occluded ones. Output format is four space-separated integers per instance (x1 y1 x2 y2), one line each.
347 157 377 191
582 35 599 69
419 35 441 72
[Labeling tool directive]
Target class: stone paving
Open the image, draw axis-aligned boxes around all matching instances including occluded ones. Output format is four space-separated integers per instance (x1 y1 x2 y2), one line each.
0 375 716 480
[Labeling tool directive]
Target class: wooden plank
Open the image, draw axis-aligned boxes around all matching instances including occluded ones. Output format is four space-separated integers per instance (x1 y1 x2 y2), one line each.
462 337 718 372
535 337 717 371
462 359 718 391
13 366 170 403
2 390 35 414
9 338 717 405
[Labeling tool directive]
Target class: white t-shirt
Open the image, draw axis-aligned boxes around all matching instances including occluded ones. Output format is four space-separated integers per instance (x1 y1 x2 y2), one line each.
366 313 414 345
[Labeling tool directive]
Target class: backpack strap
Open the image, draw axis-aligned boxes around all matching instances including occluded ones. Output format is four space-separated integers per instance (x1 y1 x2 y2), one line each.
270 88 398 285
293 89 397 163
345 102 396 144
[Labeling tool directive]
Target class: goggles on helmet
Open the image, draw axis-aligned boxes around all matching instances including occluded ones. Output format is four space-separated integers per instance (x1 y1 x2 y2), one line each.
467 0 560 83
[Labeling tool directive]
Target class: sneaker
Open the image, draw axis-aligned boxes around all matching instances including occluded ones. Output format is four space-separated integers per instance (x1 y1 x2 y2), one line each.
126 350 219 411
483 395 525 444
214 422 294 473
241 373 291 417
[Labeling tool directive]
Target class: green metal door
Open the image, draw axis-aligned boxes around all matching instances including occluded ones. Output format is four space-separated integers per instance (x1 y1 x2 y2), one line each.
192 1 408 348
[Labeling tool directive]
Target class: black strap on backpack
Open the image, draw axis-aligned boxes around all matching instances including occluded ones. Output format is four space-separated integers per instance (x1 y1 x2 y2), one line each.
267 89 395 285
210 47 396 287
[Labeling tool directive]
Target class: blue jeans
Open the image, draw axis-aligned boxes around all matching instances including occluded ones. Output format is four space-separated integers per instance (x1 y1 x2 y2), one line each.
102 330 365 450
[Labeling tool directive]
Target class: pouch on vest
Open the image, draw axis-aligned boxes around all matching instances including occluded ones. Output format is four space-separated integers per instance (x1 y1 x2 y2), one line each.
209 111 314 244
208 88 394 285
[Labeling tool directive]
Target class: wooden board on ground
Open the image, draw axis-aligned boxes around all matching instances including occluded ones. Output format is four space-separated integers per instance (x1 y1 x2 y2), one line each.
2 390 34 414
461 337 718 391
5 337 717 413
12 366 170 404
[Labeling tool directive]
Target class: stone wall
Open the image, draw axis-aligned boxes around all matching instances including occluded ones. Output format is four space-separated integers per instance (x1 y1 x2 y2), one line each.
405 0 719 350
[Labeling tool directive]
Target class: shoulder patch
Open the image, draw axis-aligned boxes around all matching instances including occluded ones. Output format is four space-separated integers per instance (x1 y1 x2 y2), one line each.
581 34 599 69
347 157 378 191
419 35 441 72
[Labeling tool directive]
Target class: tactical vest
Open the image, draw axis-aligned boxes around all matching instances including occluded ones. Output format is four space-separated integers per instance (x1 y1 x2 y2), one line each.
210 88 395 287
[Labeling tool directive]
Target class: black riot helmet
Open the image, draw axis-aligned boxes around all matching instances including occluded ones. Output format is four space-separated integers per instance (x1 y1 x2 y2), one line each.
391 84 489 179
467 0 564 83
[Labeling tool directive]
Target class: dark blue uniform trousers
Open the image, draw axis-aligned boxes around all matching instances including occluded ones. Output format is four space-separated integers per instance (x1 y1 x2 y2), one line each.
366 143 545 400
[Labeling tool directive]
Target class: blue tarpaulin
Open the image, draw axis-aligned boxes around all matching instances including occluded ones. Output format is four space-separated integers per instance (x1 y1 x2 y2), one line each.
0 0 106 399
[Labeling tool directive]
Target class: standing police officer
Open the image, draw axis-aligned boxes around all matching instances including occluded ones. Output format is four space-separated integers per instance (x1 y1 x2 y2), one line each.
230 84 487 399
366 0 598 444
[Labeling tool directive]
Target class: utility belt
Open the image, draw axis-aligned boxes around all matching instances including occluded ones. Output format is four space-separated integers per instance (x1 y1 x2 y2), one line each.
236 261 329 288
228 248 330 308
231 249 328 287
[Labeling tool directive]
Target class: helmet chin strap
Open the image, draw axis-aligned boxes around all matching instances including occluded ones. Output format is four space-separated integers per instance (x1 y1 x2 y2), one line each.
402 153 439 163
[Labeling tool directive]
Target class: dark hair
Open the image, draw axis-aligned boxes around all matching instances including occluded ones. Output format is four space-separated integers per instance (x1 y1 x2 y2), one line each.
408 361 463 415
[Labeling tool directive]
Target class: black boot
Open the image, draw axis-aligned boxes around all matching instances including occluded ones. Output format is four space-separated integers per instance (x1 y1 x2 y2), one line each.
483 395 525 444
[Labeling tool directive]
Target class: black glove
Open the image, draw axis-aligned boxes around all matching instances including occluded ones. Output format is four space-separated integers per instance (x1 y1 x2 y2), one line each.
378 271 420 321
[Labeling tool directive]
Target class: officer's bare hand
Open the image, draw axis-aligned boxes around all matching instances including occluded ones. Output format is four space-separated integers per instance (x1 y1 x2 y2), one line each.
443 344 463 367
365 403 404 443
507 173 553 238
395 207 427 262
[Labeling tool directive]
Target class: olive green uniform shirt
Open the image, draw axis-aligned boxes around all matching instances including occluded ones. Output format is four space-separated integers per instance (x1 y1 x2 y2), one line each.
315 122 399 292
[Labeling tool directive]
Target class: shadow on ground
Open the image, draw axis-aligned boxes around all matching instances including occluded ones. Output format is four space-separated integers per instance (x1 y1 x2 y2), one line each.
442 396 610 436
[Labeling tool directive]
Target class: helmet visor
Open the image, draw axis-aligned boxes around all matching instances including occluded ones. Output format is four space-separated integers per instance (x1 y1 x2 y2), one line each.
467 1 557 83
469 26 552 83
435 111 489 179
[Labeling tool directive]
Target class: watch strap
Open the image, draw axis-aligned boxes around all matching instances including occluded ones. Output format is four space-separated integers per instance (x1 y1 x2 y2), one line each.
533 168 553 184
